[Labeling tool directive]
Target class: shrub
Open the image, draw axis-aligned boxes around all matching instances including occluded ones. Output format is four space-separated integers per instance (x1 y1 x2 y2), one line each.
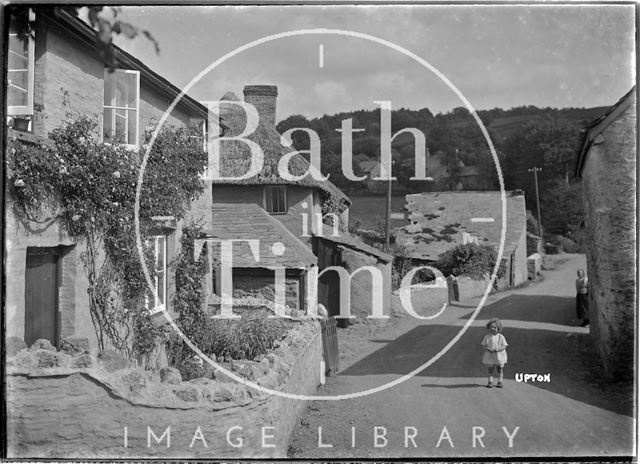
167 307 289 380
204 308 288 361
550 234 580 253
435 243 505 279
526 210 541 236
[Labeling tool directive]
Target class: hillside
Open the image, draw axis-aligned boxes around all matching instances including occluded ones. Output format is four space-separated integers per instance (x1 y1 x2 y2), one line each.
488 106 609 141
276 104 608 195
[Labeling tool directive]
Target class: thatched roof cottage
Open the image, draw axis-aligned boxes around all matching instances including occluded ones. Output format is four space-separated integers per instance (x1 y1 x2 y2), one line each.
208 85 392 319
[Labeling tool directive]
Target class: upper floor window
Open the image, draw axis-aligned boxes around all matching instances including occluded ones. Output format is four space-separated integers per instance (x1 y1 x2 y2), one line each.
7 10 35 116
103 69 140 148
264 186 287 214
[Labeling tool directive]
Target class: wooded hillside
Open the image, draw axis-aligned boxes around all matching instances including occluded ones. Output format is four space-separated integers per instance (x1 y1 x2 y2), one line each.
277 104 606 237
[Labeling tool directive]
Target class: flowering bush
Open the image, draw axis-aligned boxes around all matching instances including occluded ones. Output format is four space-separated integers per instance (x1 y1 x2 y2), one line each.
6 116 208 356
204 308 288 361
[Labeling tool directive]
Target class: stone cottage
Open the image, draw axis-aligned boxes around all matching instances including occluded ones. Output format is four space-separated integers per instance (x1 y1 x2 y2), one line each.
207 85 393 318
575 86 636 380
4 7 212 349
394 190 528 288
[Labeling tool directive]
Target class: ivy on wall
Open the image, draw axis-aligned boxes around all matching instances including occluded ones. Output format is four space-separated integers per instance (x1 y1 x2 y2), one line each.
321 193 349 232
6 116 208 357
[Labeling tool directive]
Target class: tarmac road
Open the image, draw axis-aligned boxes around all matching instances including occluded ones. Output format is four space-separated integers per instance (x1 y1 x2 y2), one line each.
288 254 635 459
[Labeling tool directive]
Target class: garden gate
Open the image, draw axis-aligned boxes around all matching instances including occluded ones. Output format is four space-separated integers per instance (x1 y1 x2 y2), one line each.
321 317 340 376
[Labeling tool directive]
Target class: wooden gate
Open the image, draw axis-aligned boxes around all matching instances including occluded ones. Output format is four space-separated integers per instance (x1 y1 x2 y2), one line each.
25 247 61 347
321 317 340 376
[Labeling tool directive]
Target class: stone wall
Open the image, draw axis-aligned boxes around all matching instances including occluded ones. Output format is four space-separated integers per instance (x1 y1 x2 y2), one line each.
513 230 528 286
233 272 302 310
394 284 448 318
456 275 493 300
339 246 392 317
34 19 194 140
6 321 322 459
581 100 636 380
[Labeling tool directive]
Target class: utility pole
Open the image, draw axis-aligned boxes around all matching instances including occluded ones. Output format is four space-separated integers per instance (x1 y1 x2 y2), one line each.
528 167 543 237
384 160 395 249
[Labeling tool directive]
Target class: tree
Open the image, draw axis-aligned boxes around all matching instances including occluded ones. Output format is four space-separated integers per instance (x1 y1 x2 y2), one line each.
502 115 584 236
435 243 505 279
540 179 584 235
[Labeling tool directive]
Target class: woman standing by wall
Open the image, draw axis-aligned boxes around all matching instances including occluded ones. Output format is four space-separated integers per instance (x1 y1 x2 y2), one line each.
576 269 589 327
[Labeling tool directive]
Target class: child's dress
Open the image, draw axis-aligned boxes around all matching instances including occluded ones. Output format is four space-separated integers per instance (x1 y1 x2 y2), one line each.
481 333 508 366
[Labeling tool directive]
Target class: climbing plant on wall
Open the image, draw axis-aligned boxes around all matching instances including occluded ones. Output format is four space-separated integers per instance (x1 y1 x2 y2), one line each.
6 116 208 357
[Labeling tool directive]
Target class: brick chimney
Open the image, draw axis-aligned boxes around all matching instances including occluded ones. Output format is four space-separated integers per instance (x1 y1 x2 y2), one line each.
243 85 278 130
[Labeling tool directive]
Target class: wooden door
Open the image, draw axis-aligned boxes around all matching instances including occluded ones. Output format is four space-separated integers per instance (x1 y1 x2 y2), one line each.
321 317 340 376
317 240 341 316
25 248 61 347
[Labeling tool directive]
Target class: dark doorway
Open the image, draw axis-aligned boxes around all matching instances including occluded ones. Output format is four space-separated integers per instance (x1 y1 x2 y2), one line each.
315 238 348 327
25 247 61 347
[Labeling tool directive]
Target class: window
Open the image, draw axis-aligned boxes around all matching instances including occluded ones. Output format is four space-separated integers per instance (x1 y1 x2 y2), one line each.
264 186 287 214
7 10 35 116
103 69 140 148
146 235 167 314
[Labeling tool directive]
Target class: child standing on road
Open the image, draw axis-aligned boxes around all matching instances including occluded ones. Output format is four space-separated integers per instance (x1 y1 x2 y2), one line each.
481 318 508 388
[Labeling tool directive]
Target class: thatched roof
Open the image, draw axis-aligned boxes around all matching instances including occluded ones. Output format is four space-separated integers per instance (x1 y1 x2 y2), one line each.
213 93 350 205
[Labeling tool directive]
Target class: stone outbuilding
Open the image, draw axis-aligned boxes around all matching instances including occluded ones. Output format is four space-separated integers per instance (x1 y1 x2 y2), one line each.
575 86 636 380
394 190 528 288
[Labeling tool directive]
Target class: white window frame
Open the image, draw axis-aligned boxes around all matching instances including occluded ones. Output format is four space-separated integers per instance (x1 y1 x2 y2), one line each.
189 118 209 179
102 69 140 150
145 235 167 314
7 10 35 116
263 185 287 214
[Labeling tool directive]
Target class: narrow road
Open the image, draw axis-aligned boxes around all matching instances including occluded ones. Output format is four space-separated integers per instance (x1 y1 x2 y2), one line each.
289 254 634 458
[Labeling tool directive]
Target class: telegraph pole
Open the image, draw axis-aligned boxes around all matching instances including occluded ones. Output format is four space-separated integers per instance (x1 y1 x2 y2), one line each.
528 167 543 237
384 160 395 249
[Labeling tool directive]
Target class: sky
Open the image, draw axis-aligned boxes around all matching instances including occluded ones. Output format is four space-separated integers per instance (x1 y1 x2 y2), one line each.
107 4 636 121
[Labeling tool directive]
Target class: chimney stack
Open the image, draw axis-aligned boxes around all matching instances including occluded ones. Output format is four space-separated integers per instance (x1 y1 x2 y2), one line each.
243 85 278 130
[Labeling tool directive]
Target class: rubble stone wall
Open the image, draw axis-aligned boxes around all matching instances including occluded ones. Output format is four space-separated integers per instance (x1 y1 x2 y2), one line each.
6 322 322 459
35 21 192 139
339 246 392 318
581 100 636 380
456 276 493 300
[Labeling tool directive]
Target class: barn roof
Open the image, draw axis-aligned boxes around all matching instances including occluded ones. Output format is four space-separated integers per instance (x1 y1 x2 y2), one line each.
208 203 316 268
394 190 527 261
213 92 350 206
